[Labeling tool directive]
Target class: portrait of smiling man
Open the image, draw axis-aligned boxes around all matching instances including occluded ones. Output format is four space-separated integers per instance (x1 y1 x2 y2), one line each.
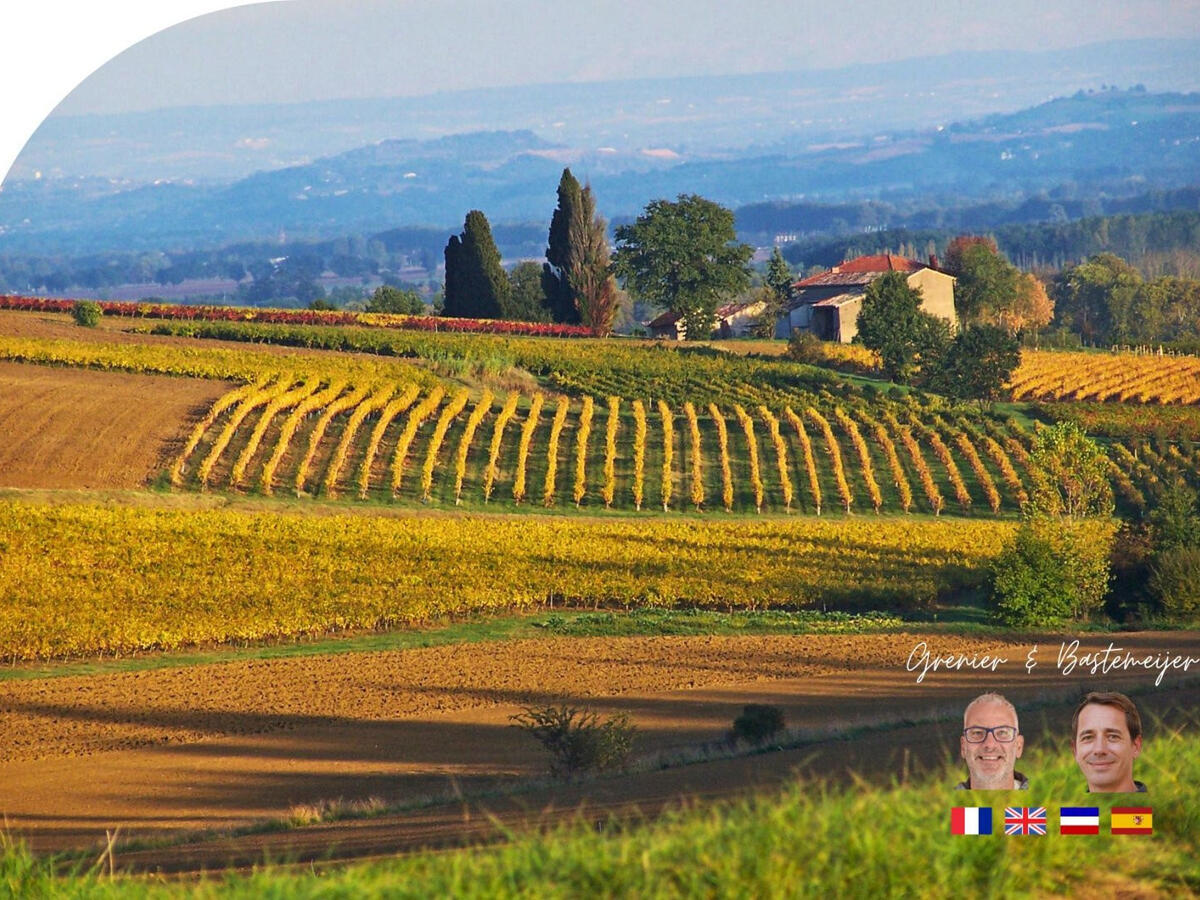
956 692 1028 790
1072 691 1147 793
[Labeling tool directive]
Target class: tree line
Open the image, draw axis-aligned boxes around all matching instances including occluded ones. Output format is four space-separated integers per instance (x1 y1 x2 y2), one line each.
783 209 1200 283
441 172 620 331
439 171 754 338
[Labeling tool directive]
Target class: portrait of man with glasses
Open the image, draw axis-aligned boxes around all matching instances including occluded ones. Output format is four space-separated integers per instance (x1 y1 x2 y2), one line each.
955 692 1029 790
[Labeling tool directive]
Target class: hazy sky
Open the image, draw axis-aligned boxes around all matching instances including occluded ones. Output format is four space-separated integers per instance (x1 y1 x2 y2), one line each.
51 0 1200 116
4 0 1200 181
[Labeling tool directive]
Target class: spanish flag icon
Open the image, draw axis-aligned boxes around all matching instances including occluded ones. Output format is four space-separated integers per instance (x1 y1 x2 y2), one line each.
1111 807 1153 835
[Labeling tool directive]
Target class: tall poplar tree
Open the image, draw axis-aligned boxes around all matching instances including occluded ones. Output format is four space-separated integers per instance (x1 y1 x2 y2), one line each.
567 184 619 334
443 210 510 319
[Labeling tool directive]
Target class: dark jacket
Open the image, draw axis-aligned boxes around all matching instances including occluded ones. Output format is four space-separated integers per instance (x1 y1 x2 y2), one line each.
955 771 1030 790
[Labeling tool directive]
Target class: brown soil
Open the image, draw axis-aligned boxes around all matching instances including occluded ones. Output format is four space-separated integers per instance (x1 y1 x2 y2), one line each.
0 361 231 489
1 631 1196 872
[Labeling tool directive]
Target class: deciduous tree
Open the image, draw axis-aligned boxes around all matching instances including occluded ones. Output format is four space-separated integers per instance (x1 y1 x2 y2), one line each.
612 194 751 340
990 422 1116 624
366 285 425 315
927 324 1020 407
504 261 552 322
853 271 949 382
1052 253 1143 345
1026 422 1114 521
1001 273 1055 336
944 235 1020 325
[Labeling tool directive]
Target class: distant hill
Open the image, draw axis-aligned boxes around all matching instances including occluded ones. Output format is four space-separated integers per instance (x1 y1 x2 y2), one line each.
11 37 1200 185
1 88 1199 257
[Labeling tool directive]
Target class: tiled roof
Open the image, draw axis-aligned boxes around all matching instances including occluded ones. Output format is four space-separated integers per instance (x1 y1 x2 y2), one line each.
794 253 927 288
783 284 867 312
795 271 878 287
648 309 681 328
836 253 925 273
649 301 759 328
716 301 755 317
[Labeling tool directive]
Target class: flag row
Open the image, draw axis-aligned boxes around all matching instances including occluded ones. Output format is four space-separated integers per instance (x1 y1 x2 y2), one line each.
951 806 1153 836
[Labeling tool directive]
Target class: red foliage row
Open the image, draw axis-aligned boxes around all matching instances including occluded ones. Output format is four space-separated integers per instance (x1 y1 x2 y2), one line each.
0 295 598 338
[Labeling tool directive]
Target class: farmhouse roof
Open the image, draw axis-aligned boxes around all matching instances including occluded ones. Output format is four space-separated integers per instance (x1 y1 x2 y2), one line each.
647 301 756 329
834 253 926 274
794 253 929 289
647 309 678 328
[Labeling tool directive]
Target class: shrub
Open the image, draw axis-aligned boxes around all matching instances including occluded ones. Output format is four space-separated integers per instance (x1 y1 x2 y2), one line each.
1107 523 1154 621
989 518 1115 625
730 704 786 746
785 329 825 365
989 525 1074 626
510 705 636 779
71 300 102 327
1149 545 1200 620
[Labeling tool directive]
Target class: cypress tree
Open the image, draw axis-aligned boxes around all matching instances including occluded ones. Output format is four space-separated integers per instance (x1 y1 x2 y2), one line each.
443 234 464 316
444 210 510 319
542 168 583 324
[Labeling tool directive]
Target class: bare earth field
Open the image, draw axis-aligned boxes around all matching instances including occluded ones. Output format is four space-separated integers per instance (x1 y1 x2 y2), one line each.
0 360 230 489
1 631 1196 873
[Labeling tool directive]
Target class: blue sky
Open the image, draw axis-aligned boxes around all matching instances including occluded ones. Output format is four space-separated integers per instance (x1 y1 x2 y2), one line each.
4 0 1200 179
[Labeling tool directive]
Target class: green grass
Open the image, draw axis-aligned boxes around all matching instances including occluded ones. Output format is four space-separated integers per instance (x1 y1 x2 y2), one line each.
5 716 1197 897
0 607 910 683
533 607 904 637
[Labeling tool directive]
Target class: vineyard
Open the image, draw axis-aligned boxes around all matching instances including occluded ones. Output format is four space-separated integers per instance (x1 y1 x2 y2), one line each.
7 317 1200 523
140 319 855 407
745 337 1200 409
1009 348 1200 405
0 500 1014 660
0 333 434 388
172 374 1048 517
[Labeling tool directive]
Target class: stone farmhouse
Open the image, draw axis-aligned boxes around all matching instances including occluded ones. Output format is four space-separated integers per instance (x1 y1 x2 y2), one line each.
774 253 957 342
649 298 767 340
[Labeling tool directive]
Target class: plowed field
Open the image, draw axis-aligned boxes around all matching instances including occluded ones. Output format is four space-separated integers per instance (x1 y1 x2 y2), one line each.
0 361 229 489
1 630 1195 873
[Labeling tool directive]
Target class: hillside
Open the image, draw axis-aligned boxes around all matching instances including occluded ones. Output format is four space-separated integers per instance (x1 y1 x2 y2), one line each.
1 304 1198 887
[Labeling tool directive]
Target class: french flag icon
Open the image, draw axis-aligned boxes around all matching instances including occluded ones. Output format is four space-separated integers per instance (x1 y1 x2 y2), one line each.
951 807 993 835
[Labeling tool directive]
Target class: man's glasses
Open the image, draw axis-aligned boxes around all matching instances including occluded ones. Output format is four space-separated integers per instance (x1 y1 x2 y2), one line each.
962 726 1018 743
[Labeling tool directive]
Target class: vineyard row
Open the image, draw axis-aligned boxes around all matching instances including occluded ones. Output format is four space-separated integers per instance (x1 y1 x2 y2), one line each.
175 379 1040 517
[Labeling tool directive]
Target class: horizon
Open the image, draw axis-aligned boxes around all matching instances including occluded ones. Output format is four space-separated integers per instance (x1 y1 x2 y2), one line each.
48 1 1200 118
6 0 1200 182
42 36 1200 123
